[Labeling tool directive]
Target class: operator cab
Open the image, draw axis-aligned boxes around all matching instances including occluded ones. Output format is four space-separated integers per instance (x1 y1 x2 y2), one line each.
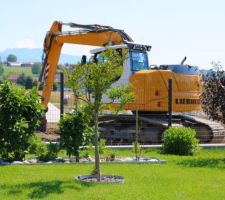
89 43 151 103
90 43 151 74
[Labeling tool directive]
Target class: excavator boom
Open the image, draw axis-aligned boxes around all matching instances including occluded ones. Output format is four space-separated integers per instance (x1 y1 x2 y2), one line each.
39 21 133 107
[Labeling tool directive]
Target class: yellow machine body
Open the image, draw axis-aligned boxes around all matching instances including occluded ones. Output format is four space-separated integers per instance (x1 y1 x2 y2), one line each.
126 69 201 112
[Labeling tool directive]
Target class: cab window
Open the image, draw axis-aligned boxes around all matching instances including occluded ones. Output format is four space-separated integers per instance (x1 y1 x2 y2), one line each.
131 50 149 71
96 54 107 63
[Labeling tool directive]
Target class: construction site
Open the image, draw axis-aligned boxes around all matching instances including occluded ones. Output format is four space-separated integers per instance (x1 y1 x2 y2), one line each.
35 21 225 145
0 1 224 198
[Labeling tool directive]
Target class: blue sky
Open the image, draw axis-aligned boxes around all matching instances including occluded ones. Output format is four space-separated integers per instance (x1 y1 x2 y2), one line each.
0 0 225 69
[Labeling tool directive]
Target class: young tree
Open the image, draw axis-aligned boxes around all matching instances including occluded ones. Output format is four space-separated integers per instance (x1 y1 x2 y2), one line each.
7 54 17 62
202 61 225 124
63 48 134 180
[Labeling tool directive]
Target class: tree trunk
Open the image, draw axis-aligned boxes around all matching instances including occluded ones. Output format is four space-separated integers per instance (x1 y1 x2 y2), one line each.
94 108 101 181
75 152 79 163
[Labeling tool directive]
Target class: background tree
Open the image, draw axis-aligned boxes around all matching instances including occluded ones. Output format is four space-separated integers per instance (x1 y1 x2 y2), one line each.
16 74 27 86
0 63 4 76
32 63 42 75
7 54 17 62
63 48 134 180
201 61 225 124
25 76 34 89
16 74 34 89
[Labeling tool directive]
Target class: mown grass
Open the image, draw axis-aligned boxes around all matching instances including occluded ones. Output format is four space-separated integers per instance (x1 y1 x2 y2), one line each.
0 148 224 200
2 65 33 77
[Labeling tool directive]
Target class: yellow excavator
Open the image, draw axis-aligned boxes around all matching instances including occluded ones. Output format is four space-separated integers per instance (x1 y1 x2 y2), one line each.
39 21 225 143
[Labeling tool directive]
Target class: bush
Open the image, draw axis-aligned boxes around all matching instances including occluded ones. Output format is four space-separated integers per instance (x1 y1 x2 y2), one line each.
162 127 199 155
47 143 59 160
81 142 93 159
36 143 59 162
28 135 42 154
16 73 27 86
25 76 34 89
53 82 58 91
0 81 43 161
132 141 141 160
99 139 106 155
109 152 116 161
16 74 34 88
59 109 91 162
38 82 44 91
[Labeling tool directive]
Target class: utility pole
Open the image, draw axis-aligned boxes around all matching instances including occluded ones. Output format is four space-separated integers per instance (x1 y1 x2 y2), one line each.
60 72 64 118
168 78 172 127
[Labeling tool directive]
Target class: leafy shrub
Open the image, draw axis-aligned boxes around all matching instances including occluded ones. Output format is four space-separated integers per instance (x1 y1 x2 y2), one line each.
132 141 141 160
82 150 90 159
162 127 199 155
16 73 27 86
38 82 44 91
36 143 48 161
109 152 116 161
59 109 91 161
16 74 34 88
25 76 34 89
36 143 59 162
99 139 106 155
47 143 59 160
81 142 93 159
28 135 42 154
0 81 43 161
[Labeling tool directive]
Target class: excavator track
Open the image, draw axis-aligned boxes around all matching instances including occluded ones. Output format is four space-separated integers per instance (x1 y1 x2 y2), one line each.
179 114 225 143
98 114 225 144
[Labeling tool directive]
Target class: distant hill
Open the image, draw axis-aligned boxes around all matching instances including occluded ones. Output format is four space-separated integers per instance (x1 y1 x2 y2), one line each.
0 48 80 64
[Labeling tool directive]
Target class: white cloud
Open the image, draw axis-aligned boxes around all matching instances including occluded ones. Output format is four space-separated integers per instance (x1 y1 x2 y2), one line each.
16 39 36 49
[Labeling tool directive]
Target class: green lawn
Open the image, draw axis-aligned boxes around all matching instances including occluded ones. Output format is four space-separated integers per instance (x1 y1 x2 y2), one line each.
0 149 224 200
3 65 33 77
